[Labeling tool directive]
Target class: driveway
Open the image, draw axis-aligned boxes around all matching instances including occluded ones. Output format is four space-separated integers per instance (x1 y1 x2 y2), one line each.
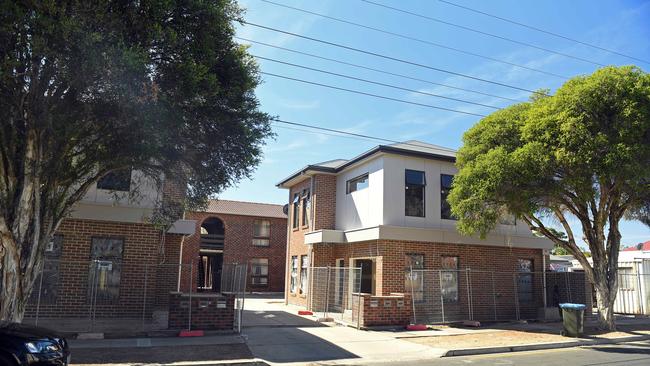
241 294 446 365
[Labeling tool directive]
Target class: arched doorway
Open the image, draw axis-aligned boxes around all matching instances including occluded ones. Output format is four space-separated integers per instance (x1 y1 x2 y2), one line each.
198 217 224 292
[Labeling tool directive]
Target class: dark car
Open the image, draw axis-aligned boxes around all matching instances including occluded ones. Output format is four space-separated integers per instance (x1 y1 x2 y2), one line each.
0 322 70 366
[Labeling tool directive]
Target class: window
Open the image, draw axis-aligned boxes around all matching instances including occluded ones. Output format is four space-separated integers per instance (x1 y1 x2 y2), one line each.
440 174 456 220
290 256 298 293
405 170 426 217
301 189 311 227
97 169 132 191
347 173 369 194
517 259 534 303
88 237 124 303
253 219 270 247
300 255 310 294
441 256 459 302
292 193 300 229
250 258 269 286
405 254 424 302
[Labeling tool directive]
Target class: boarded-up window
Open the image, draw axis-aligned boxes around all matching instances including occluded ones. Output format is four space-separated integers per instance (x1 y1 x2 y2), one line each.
88 237 124 303
441 256 459 302
405 254 424 302
30 235 63 304
517 259 534 303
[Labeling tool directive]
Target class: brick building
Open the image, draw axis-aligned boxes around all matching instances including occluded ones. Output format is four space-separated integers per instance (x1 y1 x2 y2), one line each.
277 141 554 325
181 200 287 293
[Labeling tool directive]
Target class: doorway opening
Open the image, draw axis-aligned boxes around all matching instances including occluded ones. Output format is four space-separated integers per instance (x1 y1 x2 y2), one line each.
198 217 225 292
354 258 375 294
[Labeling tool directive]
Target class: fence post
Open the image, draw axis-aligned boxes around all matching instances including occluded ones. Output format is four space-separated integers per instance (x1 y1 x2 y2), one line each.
142 263 149 330
491 272 497 321
409 266 417 325
513 273 520 321
438 270 445 323
188 262 193 331
466 268 473 321
636 272 644 314
325 266 331 319
34 262 45 327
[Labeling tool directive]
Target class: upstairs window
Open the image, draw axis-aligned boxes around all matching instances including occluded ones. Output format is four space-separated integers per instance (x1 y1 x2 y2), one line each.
405 170 426 217
440 174 456 220
253 219 270 247
97 169 132 192
301 189 311 227
292 193 300 229
347 173 369 194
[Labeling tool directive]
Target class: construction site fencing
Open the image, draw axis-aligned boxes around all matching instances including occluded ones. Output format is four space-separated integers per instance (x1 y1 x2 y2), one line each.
221 262 248 333
407 269 594 324
23 258 247 334
310 266 362 328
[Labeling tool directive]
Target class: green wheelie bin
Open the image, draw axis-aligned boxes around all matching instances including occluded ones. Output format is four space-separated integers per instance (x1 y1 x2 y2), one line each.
559 303 586 337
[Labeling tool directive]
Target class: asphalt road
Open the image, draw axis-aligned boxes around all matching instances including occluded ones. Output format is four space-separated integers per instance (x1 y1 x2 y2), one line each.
370 340 650 366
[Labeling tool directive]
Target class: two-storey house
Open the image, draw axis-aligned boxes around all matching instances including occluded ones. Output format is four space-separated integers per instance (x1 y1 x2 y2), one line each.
278 141 553 322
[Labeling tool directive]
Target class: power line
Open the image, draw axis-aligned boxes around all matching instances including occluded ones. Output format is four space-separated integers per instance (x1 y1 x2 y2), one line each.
261 71 489 117
360 0 607 67
437 0 650 65
271 118 454 151
237 37 525 102
261 0 568 79
253 55 502 110
242 21 551 97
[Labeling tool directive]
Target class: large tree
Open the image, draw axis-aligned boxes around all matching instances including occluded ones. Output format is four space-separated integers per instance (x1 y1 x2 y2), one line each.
448 66 650 330
0 0 271 321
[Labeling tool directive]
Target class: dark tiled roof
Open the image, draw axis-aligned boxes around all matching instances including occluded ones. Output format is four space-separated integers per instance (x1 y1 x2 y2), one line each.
201 200 287 219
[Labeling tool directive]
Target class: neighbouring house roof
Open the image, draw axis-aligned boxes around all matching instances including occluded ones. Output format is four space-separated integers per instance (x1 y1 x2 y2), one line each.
200 199 287 219
622 240 650 251
277 140 457 188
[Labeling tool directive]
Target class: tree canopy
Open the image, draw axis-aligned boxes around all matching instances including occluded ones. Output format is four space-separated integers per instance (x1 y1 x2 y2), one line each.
0 0 271 320
449 66 650 329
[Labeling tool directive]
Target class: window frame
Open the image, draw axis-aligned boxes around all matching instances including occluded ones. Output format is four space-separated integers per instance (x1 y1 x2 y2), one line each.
96 169 132 192
441 255 459 303
405 169 426 217
252 219 271 247
301 189 311 228
88 236 125 303
290 256 298 293
405 253 425 303
292 193 300 229
440 174 456 220
346 173 369 194
250 258 269 287
300 255 309 295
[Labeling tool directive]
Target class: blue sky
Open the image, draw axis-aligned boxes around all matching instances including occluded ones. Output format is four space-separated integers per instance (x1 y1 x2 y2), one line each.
221 0 650 247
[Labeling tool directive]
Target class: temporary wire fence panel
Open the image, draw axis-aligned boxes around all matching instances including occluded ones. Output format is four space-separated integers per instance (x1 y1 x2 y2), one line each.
221 263 248 332
310 267 362 326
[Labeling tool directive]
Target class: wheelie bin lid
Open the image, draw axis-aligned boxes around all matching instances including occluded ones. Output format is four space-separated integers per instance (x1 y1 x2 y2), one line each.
559 303 586 310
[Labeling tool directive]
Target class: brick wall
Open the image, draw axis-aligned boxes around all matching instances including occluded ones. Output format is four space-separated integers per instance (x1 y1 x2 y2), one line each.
25 218 182 318
311 239 545 321
286 178 312 307
181 211 287 292
353 293 413 327
168 292 234 330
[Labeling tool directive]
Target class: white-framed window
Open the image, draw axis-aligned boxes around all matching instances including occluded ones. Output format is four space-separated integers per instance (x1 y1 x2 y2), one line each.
346 173 369 194
300 255 309 294
292 193 300 229
250 258 269 286
252 219 270 247
406 170 426 217
290 256 298 293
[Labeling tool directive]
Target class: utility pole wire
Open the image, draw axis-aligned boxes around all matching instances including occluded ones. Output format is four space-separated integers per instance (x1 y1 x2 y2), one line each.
253 55 502 109
437 0 650 65
261 71 489 117
360 0 607 67
237 37 526 102
260 0 568 79
242 21 552 97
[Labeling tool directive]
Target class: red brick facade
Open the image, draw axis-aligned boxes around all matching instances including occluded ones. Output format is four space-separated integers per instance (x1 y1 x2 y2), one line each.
25 218 183 319
182 211 287 293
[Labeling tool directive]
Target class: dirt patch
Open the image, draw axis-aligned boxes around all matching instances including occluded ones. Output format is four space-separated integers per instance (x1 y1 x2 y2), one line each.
70 343 254 365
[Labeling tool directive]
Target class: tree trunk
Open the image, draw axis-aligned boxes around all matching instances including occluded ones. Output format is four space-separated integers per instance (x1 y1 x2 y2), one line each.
0 236 29 322
595 284 617 331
